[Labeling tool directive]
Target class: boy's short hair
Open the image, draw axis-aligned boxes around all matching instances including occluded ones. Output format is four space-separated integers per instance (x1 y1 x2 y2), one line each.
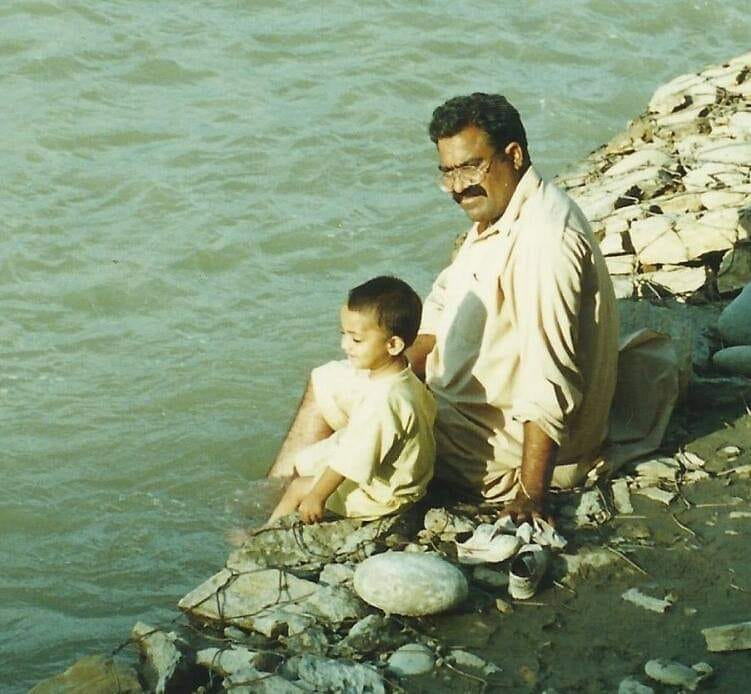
348 276 422 348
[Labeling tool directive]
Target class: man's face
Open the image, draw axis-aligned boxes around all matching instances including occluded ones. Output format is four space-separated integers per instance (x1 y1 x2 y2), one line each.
437 124 523 230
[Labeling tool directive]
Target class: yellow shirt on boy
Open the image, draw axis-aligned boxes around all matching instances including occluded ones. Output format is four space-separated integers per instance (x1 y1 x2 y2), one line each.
295 363 436 520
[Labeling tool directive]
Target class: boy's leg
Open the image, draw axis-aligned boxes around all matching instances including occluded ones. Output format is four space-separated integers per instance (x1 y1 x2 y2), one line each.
266 476 316 525
267 378 334 478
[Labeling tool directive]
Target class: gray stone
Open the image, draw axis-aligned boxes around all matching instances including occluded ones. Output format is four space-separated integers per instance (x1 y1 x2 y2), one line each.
131 622 185 694
423 507 475 537
713 346 751 377
319 562 356 586
387 643 436 676
179 567 365 635
718 245 751 294
288 655 385 694
354 552 468 616
638 265 706 296
227 516 401 573
284 624 330 656
618 677 655 694
718 283 751 345
335 614 407 656
629 217 686 265
448 649 501 676
688 374 751 406
197 647 297 693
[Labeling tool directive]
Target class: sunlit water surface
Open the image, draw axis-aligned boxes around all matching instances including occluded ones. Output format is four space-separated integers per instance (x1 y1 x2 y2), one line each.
1 1 748 689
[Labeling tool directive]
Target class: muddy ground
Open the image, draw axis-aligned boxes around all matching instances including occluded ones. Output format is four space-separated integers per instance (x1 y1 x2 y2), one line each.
397 402 751 693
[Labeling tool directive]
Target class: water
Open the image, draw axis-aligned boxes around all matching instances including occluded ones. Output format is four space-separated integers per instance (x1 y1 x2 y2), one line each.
1 0 748 688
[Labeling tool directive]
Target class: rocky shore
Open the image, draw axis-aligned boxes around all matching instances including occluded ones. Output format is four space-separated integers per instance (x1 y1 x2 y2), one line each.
32 52 751 694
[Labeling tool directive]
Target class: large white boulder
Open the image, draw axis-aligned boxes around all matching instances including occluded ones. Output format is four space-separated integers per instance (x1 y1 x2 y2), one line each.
353 552 468 616
718 283 751 345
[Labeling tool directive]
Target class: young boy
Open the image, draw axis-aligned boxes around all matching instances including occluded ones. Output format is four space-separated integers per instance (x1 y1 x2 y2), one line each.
267 276 436 525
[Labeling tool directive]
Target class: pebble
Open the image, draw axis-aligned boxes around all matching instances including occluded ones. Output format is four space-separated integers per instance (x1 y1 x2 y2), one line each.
386 643 436 676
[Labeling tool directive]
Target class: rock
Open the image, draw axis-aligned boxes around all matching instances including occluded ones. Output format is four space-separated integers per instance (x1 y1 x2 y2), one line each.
423 507 475 537
718 284 751 345
633 457 680 481
611 478 633 514
600 232 630 256
30 655 143 694
353 552 468 616
639 265 706 296
621 588 673 614
448 649 501 676
472 566 509 590
634 486 676 505
386 643 436 676
319 562 356 586
557 547 617 581
284 624 330 656
287 655 385 694
618 677 654 694
675 209 743 258
702 620 751 651
334 614 407 656
131 622 188 694
227 516 401 573
606 254 637 275
605 148 674 177
495 597 514 614
629 216 687 265
718 245 751 294
197 647 296 692
575 490 609 527
644 659 712 691
179 567 366 634
696 142 751 166
713 346 751 377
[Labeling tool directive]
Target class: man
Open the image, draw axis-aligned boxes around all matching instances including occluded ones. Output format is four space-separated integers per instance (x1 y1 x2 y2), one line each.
269 93 619 524
407 93 618 523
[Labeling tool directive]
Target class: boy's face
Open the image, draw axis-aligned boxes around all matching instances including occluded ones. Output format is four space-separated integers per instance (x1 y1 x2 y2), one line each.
340 305 402 371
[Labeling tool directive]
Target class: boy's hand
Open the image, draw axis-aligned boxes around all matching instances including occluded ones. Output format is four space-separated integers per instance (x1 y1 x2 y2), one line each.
298 493 326 524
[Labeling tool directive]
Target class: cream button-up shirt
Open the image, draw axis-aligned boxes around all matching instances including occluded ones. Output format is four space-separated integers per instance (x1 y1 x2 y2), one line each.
421 166 618 501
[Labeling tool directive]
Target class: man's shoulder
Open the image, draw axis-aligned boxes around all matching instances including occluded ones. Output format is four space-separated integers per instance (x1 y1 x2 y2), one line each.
522 175 595 247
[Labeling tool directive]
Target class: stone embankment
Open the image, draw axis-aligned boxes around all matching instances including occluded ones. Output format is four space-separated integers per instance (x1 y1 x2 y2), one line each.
32 52 751 694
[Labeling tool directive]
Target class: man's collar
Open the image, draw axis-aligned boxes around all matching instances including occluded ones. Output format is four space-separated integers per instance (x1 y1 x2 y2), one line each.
470 166 542 242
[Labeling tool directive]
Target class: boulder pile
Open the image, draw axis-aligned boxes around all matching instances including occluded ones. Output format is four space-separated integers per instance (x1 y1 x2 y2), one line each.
557 51 751 300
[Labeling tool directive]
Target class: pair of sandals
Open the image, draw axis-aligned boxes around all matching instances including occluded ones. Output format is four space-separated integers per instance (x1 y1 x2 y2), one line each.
455 516 567 599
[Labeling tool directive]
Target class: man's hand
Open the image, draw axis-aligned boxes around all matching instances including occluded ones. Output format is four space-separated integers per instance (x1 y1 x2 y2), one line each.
503 489 555 527
298 492 326 524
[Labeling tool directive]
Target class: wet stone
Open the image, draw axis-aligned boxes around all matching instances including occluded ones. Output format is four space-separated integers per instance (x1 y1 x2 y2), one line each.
718 283 751 345
712 346 751 377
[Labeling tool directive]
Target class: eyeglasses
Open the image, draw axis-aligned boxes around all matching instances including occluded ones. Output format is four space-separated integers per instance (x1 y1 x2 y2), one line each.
438 157 494 192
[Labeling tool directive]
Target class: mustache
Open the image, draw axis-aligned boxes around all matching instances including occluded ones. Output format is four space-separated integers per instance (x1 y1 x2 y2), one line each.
453 185 487 204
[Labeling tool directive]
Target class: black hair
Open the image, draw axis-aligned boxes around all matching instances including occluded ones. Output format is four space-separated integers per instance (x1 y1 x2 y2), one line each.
428 93 529 159
348 276 422 348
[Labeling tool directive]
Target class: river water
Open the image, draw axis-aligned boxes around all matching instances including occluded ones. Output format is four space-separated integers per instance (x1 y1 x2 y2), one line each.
1 1 748 689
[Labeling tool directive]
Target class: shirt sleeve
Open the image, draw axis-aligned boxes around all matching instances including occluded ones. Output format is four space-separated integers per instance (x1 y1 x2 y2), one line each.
324 391 407 486
419 264 452 335
508 225 588 445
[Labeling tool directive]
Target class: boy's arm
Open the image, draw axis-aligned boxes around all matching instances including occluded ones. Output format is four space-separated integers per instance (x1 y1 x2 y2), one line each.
298 466 345 523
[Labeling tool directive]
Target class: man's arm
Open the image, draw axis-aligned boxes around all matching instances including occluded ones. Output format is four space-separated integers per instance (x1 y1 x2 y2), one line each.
505 421 558 525
406 334 436 381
